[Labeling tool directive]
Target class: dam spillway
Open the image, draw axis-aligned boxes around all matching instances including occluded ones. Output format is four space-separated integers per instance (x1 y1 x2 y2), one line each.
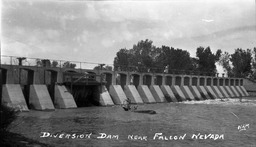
0 61 251 111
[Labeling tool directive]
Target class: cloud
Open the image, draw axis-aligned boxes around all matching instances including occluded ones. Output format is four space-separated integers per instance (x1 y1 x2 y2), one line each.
202 19 214 23
45 29 61 40
81 30 89 43
192 25 256 41
101 39 115 48
2 0 255 65
1 37 33 57
84 3 100 21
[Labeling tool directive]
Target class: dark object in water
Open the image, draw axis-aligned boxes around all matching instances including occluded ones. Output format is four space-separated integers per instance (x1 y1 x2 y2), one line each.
122 105 138 111
122 107 129 111
133 110 157 114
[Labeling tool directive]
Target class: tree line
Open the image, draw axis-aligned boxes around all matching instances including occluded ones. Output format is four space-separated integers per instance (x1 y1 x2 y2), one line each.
16 39 255 79
113 39 256 78
35 59 76 68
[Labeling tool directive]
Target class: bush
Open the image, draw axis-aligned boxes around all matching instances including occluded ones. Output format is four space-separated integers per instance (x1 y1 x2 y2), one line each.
0 104 19 135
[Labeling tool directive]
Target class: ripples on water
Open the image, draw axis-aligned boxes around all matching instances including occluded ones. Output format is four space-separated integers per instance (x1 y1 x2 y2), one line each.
10 98 256 147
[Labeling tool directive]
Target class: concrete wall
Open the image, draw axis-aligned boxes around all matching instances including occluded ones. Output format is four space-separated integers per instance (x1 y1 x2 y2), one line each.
1 65 254 110
1 65 247 89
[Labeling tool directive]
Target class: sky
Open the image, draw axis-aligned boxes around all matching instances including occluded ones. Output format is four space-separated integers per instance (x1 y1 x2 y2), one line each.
1 0 256 71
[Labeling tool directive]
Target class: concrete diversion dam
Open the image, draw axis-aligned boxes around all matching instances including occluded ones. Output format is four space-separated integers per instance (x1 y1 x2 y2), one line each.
0 60 251 111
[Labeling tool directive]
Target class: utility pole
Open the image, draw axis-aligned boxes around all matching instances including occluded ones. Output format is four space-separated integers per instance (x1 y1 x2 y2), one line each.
17 57 26 84
99 64 105 94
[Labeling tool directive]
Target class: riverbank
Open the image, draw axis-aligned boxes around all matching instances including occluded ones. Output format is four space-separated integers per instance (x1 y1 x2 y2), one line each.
1 131 52 147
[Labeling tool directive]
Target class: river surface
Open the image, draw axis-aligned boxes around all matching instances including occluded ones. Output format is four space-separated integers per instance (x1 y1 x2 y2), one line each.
10 98 256 147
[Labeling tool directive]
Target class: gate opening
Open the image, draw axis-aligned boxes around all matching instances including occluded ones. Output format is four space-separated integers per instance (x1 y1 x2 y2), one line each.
131 74 140 88
45 70 58 103
69 85 100 107
63 71 105 107
104 73 112 90
0 68 7 105
143 75 152 87
155 76 162 86
20 68 34 109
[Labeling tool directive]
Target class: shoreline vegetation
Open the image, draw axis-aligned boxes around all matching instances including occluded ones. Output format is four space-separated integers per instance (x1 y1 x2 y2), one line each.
1 131 52 147
0 104 50 147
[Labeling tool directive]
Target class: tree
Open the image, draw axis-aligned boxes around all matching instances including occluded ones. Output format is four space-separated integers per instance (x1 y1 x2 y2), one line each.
230 48 252 78
51 61 58 67
113 48 131 71
93 65 113 71
113 39 197 74
114 39 159 72
62 61 76 68
250 47 256 79
155 46 195 73
41 59 51 67
218 52 233 77
36 59 43 67
129 39 158 72
35 59 51 67
196 46 221 75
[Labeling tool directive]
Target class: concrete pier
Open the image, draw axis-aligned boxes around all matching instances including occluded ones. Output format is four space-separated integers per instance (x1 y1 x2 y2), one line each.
230 86 240 97
235 86 245 97
205 86 217 99
224 86 235 97
29 84 55 110
189 86 203 100
212 86 224 98
54 85 77 108
124 85 143 104
181 86 195 101
171 85 186 101
2 84 29 111
240 86 249 96
137 85 156 103
150 85 166 102
218 86 229 98
99 86 114 106
197 86 211 99
109 85 127 105
160 85 177 102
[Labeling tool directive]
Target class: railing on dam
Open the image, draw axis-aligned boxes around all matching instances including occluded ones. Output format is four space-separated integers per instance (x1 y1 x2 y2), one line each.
1 55 222 77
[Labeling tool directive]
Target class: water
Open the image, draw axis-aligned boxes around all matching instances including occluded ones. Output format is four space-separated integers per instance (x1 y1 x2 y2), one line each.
10 98 256 147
